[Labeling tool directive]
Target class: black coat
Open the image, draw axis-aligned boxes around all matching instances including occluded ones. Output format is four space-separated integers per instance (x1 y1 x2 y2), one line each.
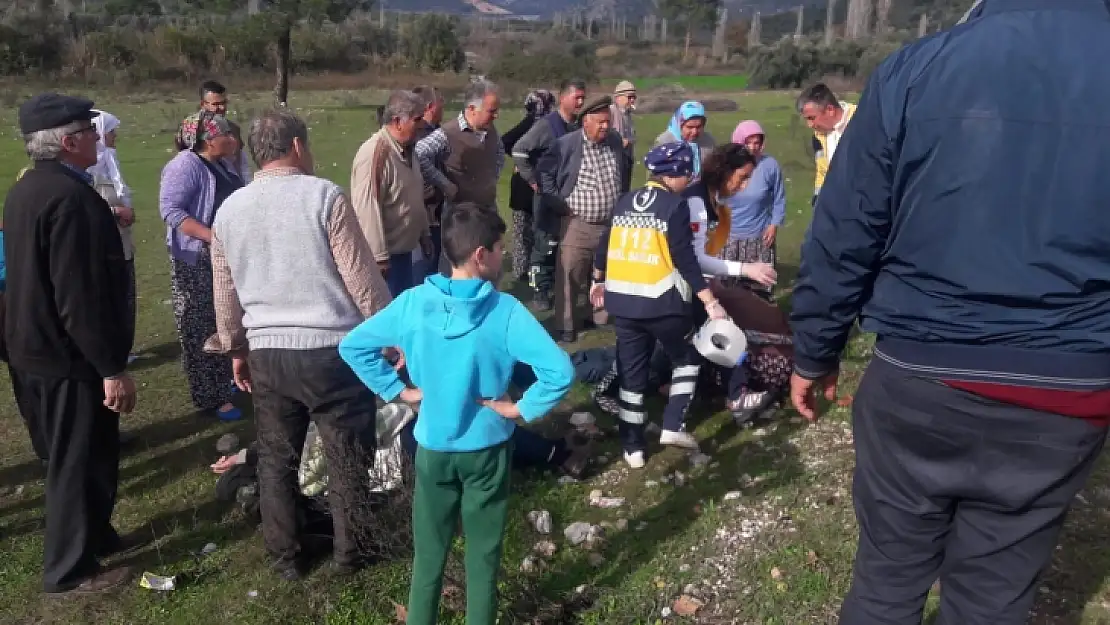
3 160 130 380
502 116 537 212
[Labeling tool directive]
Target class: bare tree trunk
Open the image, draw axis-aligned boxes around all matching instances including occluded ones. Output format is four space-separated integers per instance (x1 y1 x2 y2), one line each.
684 26 691 60
247 0 260 15
274 17 291 106
748 12 761 49
917 12 927 37
875 0 891 35
712 7 728 59
824 0 836 45
794 5 804 39
661 17 668 43
845 0 872 41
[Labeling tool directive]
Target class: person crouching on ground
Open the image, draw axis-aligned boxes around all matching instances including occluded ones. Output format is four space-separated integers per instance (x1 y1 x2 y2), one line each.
338 205 574 625
589 142 729 469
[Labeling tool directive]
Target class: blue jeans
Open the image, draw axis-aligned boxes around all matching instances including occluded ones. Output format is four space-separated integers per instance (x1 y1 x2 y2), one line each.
386 252 416 297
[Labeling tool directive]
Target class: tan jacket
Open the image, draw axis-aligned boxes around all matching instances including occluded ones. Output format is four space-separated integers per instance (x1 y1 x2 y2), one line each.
350 128 429 261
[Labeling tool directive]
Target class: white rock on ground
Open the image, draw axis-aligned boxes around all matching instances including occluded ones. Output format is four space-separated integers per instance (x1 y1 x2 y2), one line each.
520 556 545 573
569 412 595 426
527 510 552 534
588 490 625 508
588 553 606 567
533 541 557 558
564 522 594 546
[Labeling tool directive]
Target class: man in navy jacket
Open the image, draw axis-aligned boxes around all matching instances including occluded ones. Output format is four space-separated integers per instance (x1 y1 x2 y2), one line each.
790 1 1110 623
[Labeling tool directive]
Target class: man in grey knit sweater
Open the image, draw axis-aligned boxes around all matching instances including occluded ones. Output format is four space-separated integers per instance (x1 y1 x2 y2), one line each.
206 109 392 581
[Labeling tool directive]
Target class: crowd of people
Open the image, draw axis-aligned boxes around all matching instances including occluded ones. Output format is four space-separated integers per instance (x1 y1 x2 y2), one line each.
5 3 1110 623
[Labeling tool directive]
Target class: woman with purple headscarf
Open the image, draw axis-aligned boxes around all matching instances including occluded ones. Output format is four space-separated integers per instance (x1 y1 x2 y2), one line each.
502 89 556 280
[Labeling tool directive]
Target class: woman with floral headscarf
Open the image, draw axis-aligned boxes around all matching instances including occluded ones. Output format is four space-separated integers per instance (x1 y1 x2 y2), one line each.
502 88 556 280
654 101 717 176
159 111 244 420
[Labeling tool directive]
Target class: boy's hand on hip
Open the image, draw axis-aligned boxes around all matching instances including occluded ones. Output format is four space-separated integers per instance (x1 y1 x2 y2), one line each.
478 394 521 420
399 387 423 406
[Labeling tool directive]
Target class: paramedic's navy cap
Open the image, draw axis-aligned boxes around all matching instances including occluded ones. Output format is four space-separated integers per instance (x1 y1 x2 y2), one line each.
18 93 99 136
644 142 695 177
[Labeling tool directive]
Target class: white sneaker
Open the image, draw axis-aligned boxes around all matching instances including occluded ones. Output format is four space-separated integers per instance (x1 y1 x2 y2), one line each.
659 429 700 450
623 451 646 469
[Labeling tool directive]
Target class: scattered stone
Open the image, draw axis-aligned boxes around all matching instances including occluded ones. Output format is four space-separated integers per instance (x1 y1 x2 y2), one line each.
569 412 595 426
587 553 606 567
615 518 628 531
574 584 589 595
679 563 691 573
770 567 783 580
564 522 594 546
589 490 625 508
673 471 686 487
660 607 673 618
673 594 704 616
533 541 557 558
585 525 606 549
689 452 711 467
14 485 24 496
645 480 659 488
527 510 552 534
200 542 218 556
247 590 259 598
723 491 742 501
683 583 698 596
520 556 545 573
557 475 579 485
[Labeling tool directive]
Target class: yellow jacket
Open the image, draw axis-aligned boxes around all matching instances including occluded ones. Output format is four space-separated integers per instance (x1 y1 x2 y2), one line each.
812 102 857 195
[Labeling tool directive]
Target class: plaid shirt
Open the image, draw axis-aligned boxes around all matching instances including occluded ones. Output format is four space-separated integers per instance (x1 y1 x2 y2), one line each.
566 132 622 224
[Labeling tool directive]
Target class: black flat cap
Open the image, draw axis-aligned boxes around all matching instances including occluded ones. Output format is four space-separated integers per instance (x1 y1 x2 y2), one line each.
579 95 614 119
18 93 99 136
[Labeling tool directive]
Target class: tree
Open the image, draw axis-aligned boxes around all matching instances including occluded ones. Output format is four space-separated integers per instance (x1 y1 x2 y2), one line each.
656 0 721 60
256 0 371 105
399 13 465 73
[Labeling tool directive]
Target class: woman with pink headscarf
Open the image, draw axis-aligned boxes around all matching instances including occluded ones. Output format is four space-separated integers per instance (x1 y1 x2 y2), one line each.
721 120 786 301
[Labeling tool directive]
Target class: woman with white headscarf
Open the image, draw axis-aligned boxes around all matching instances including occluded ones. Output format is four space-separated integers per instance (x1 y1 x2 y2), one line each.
89 109 138 362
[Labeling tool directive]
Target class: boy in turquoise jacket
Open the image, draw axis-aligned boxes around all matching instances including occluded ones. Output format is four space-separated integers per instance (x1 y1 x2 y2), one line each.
339 205 574 625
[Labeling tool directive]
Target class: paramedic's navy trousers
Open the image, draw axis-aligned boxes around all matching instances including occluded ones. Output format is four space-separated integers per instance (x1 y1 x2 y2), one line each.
613 315 701 452
840 357 1106 625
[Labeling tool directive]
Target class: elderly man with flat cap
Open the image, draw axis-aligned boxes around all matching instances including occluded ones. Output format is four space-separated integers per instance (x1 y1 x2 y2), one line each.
3 93 138 595
550 95 628 343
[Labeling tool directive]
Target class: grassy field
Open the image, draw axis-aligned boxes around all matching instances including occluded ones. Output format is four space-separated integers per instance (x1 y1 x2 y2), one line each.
619 75 751 92
0 87 1109 625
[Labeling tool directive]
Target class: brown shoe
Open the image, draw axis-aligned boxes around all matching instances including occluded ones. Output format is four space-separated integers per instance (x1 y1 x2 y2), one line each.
98 531 149 559
51 566 134 596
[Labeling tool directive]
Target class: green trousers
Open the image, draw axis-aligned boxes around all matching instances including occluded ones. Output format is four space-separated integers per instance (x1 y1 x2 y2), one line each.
406 441 512 625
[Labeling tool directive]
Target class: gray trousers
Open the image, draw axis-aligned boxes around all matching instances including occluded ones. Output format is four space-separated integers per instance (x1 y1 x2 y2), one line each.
840 357 1107 625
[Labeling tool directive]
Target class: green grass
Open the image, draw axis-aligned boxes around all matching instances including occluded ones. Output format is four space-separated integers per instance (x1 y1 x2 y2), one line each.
619 74 750 92
0 87 1108 624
